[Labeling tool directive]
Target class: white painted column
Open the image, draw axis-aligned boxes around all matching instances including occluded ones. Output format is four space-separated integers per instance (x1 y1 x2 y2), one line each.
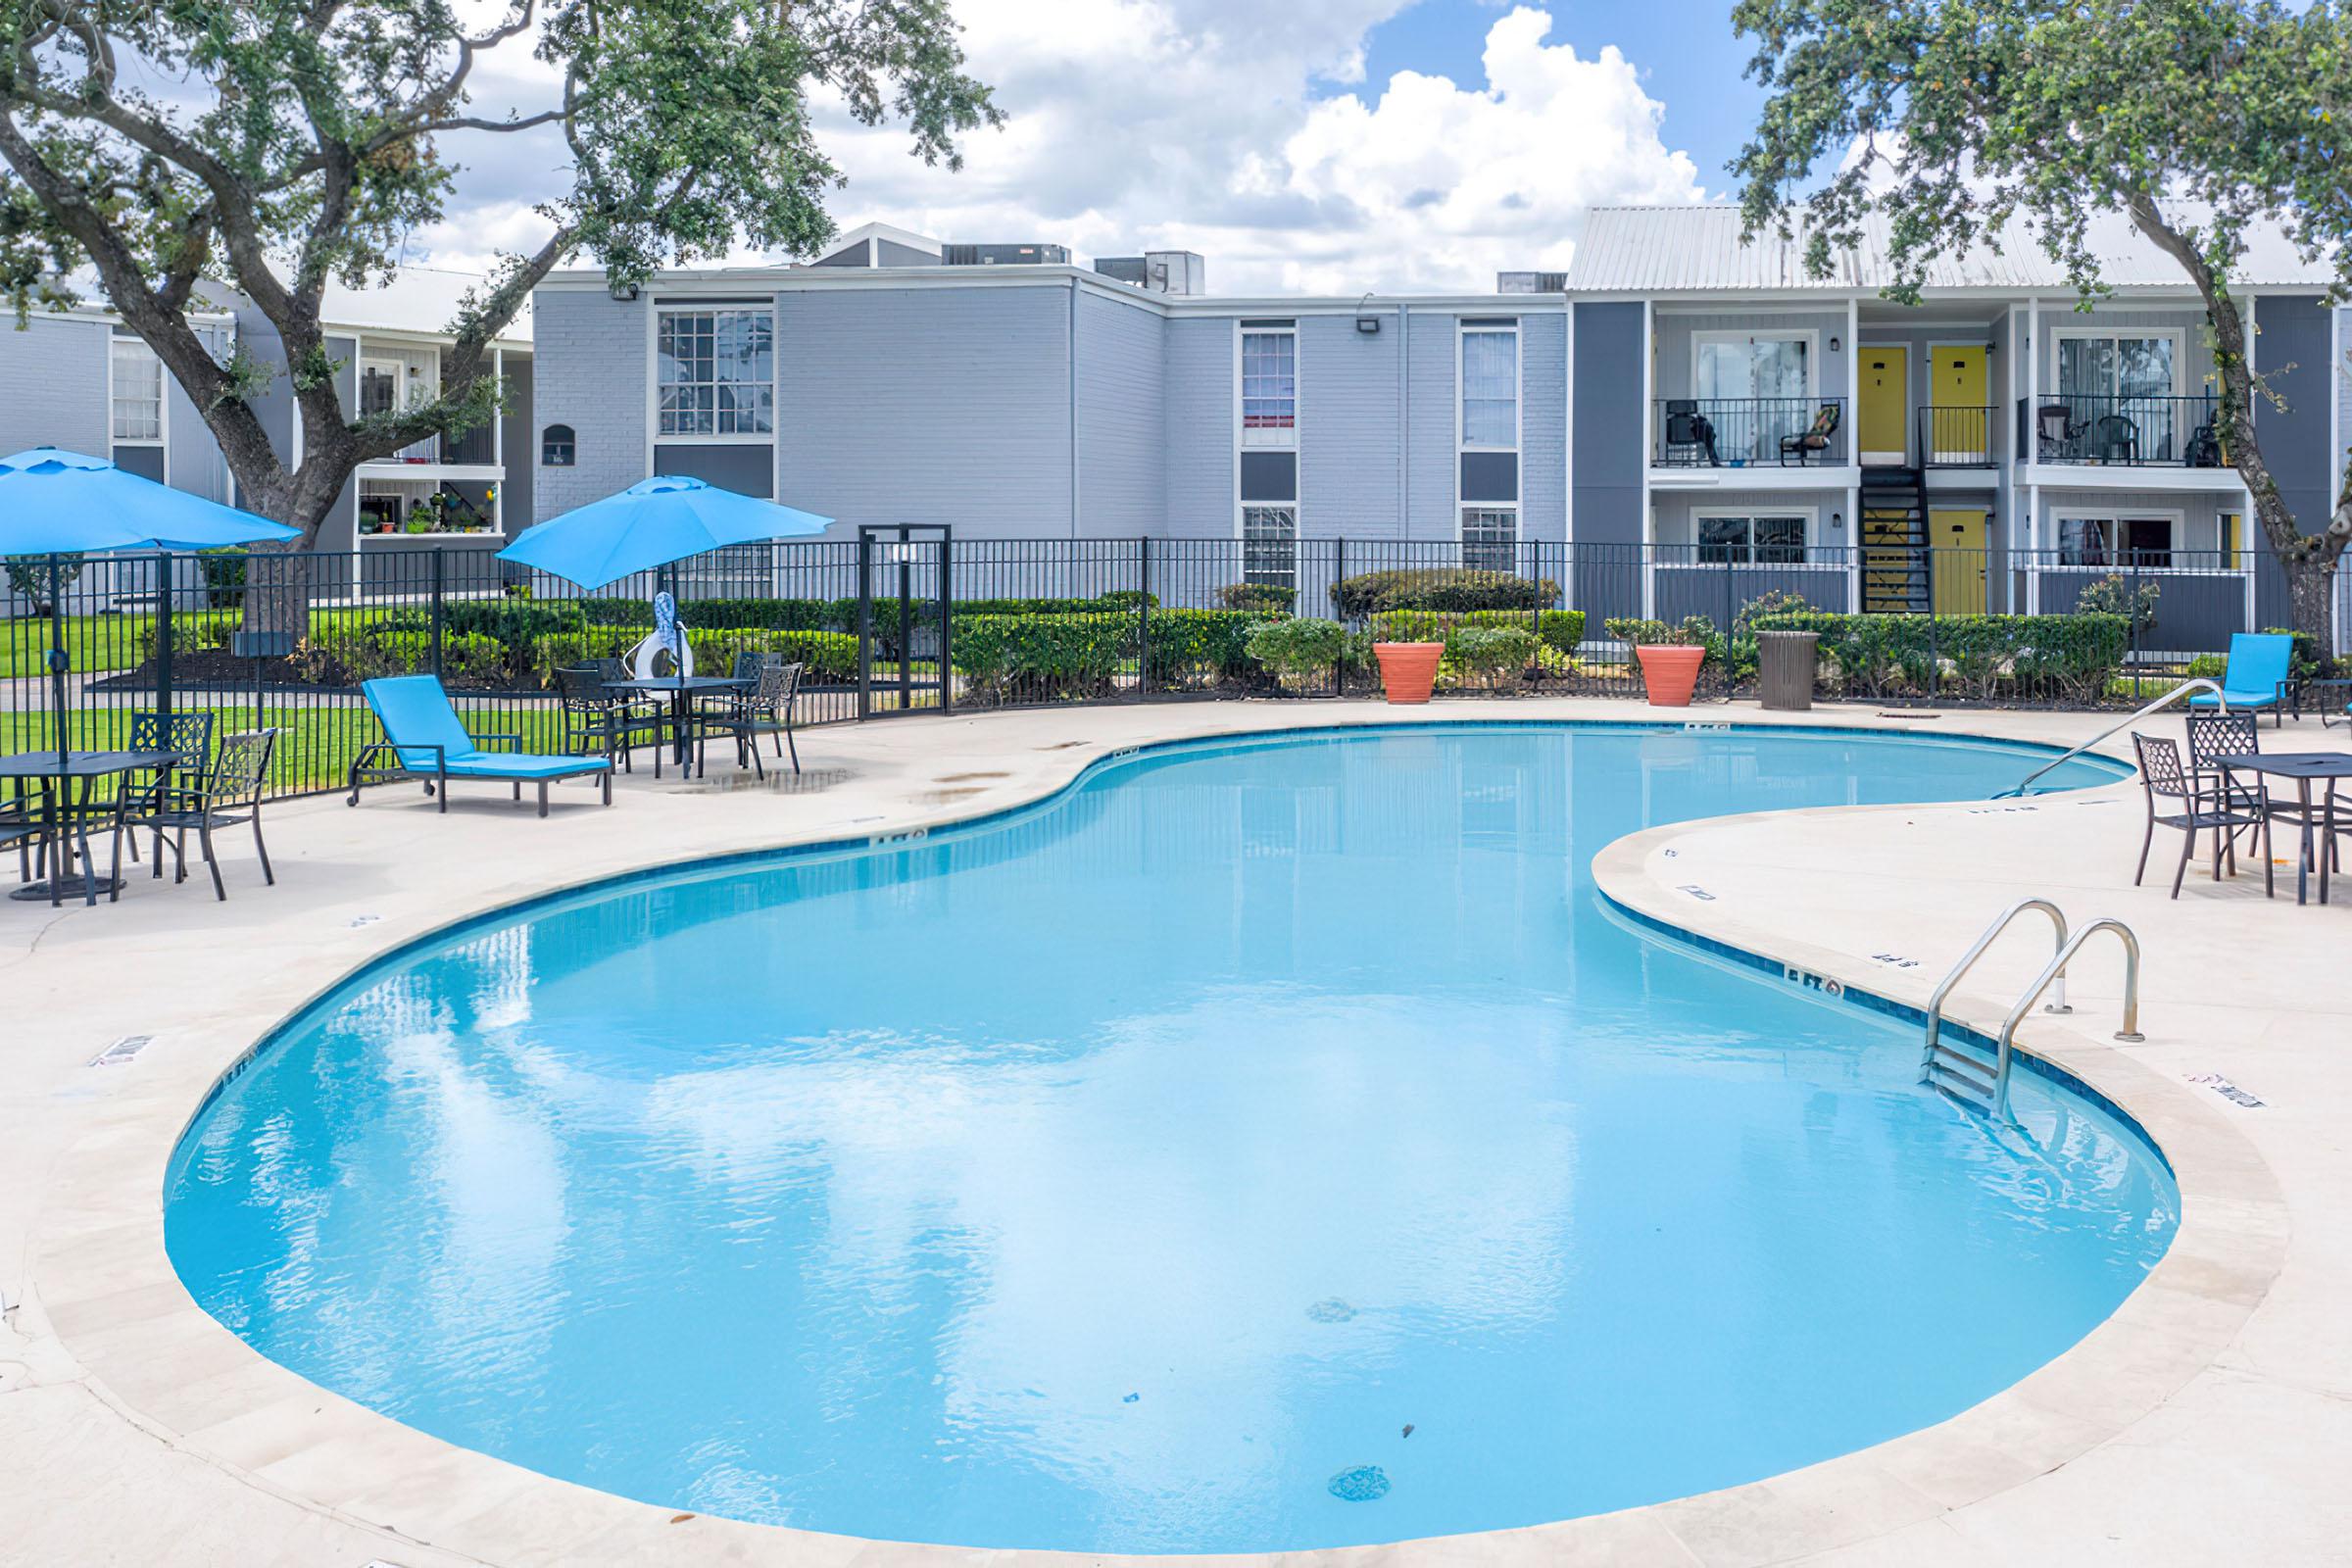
491 346 505 537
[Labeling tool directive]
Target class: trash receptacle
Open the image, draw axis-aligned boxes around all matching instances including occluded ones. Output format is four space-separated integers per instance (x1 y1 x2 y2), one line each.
1757 630 1819 710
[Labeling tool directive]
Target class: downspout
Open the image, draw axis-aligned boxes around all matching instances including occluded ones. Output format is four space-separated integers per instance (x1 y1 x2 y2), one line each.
1069 277 1081 539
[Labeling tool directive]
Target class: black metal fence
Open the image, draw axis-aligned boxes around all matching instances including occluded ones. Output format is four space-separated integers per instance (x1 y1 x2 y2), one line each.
2017 394 2224 467
1 537 2333 804
1651 397 1848 467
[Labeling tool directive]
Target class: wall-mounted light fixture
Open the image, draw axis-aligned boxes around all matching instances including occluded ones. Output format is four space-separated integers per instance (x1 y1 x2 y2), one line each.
1355 291 1381 334
1830 511 1844 531
1829 334 1841 352
609 280 641 303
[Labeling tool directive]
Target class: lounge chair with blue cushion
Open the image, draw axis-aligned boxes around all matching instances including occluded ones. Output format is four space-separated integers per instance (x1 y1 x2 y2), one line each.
349 675 612 816
2186 632 2294 727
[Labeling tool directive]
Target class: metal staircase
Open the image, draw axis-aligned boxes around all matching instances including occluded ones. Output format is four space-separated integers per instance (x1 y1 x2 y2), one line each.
1922 902 2144 1118
1859 466 1931 614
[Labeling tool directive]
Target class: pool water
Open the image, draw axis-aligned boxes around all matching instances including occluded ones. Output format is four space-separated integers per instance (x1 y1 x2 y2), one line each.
166 724 2171 1554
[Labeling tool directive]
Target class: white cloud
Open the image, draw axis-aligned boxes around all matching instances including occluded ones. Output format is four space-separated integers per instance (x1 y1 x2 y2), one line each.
416 2 1709 294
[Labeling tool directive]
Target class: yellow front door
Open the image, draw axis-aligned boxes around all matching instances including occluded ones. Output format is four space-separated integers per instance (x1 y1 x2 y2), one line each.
1929 508 1988 614
1932 347 1988 462
1859 346 1908 465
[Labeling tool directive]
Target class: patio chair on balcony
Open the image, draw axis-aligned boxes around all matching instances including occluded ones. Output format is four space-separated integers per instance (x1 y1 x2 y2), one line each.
1663 400 1719 466
350 674 613 816
2131 732 2271 900
2186 420 2224 468
1778 403 1840 466
2088 414 2139 465
2185 632 2293 725
2036 403 2089 459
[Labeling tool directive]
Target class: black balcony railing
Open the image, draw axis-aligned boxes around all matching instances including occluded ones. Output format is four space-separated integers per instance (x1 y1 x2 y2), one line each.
1918 405 1995 466
2018 394 2224 467
1653 396 1847 468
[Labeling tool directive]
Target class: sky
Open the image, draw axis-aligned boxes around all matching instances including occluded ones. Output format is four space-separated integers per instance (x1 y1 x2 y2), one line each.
415 1 1770 296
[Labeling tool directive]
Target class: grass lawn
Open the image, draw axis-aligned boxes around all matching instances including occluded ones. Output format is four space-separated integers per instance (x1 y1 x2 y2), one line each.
0 697 571 795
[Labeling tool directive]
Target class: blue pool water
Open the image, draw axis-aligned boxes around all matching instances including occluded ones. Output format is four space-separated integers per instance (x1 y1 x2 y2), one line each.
165 724 2170 1554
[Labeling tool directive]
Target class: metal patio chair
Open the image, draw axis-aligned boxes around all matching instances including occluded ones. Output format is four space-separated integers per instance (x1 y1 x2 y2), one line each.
120 710 216 870
558 664 663 774
692 660 805 778
116 728 279 902
1663 399 1719 466
2132 731 2271 900
1778 403 1840 466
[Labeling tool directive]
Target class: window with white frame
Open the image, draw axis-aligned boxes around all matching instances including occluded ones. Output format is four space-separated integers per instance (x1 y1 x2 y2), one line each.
2056 333 2177 400
1460 323 1518 448
658 308 775 436
2058 515 2173 567
1243 506 1298 588
111 337 164 444
1696 512 1808 564
1461 507 1519 571
1241 325 1297 448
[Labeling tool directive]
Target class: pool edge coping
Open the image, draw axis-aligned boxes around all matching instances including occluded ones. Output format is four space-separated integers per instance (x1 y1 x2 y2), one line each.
27 704 2286 1568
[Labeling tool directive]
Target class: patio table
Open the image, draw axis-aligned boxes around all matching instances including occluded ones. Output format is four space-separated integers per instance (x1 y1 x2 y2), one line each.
604 675 752 768
2211 752 2352 906
0 749 181 906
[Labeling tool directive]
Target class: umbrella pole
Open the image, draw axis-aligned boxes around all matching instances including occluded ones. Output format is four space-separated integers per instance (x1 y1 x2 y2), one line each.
49 552 71 774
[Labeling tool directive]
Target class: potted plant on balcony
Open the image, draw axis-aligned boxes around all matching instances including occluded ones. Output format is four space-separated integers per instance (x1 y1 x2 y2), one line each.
1604 614 1717 707
1371 635 1446 704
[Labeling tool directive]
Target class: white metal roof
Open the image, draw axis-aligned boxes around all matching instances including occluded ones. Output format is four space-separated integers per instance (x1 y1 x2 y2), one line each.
318 265 533 344
808 220 944 265
1567 203 2331 294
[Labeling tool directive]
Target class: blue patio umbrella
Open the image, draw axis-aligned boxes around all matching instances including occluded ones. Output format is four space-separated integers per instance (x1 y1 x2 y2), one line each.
0 446 300 771
497 474 832 592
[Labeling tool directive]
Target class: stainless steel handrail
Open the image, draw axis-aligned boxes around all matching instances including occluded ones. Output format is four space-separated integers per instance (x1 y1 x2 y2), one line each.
1997 678 2227 798
1990 918 2144 1118
1920 898 2073 1089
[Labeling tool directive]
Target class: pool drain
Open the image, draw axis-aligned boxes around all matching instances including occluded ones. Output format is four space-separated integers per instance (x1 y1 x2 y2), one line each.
1327 1465 1390 1502
1305 1298 1355 1323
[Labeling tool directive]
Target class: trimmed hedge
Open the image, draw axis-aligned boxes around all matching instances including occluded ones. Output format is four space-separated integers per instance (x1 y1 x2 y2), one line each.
1364 608 1584 654
1331 568 1561 616
948 609 1274 701
1145 608 1281 686
1246 617 1345 686
1749 611 2130 703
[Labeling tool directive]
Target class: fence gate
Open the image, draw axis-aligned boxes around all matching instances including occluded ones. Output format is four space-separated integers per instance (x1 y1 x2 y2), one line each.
857 524 953 719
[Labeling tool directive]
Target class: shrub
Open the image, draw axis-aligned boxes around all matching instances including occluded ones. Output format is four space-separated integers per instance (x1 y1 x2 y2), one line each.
686 627 858 681
1604 614 1718 649
2183 652 2229 680
1331 567 1560 616
1218 581 1297 612
1365 608 1584 654
1246 617 1345 687
1446 625 1541 690
439 598 589 644
2260 625 2333 682
1144 609 1274 686
1097 589 1159 612
2072 573 2163 637
951 613 1130 702
1749 611 2130 705
4 553 85 610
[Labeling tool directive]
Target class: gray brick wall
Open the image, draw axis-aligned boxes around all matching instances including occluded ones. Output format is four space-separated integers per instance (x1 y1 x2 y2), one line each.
1076 290 1164 536
1162 316 1232 540
1521 313 1566 543
1405 310 1457 541
1299 314 1402 539
0 315 108 459
532 287 649 523
776 283 1071 536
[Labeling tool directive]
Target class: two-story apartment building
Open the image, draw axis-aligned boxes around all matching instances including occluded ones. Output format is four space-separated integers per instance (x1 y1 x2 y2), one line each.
1565 206 2346 654
0 267 534 606
531 223 1571 590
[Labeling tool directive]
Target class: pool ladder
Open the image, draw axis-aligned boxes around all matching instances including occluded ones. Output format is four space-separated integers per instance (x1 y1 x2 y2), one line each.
1921 901 2144 1118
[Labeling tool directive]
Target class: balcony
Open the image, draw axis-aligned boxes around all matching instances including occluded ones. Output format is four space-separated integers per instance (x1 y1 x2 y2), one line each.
362 424 501 471
1918 405 1995 467
1652 397 1847 469
2017 394 2224 468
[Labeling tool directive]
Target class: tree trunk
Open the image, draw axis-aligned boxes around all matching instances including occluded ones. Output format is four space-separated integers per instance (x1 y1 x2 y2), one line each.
2280 556 2338 661
239 545 317 650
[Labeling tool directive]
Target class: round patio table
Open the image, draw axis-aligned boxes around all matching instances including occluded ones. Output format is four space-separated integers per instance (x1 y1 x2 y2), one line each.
603 675 751 769
2211 751 2352 906
0 749 180 906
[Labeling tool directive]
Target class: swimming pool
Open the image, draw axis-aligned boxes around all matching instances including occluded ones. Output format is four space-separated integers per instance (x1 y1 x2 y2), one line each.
165 723 2170 1554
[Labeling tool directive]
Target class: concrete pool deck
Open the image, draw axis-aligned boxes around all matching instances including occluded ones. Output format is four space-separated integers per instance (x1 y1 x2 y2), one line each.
1 698 2342 1567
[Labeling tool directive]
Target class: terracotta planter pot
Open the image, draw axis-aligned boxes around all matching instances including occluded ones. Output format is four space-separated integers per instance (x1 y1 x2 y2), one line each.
1634 644 1706 708
1373 641 1445 705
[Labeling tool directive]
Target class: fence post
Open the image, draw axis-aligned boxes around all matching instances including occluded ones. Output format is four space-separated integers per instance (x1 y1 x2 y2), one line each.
2129 553 2143 703
856 527 872 721
429 546 447 681
155 549 174 722
1137 535 1152 700
1722 547 1736 699
1333 536 1348 698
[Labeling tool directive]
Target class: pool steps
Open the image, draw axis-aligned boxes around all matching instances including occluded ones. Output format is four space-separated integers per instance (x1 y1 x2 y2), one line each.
1923 901 2144 1117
